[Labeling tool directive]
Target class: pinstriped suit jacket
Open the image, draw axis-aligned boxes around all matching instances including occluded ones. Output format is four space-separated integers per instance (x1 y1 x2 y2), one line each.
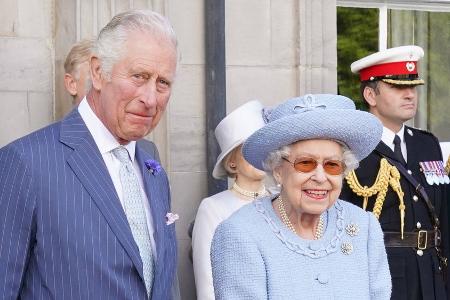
0 109 177 299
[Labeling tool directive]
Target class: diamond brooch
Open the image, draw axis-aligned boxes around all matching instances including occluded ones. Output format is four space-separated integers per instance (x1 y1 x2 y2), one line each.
345 223 359 237
341 242 353 255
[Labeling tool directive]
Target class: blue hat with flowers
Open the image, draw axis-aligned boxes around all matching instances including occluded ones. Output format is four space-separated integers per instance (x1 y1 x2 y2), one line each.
242 94 383 170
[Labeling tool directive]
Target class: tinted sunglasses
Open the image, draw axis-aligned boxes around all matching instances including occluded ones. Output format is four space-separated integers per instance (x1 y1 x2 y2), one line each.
282 157 345 176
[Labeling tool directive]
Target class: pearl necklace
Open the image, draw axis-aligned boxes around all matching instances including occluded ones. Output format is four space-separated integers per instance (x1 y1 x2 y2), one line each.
231 182 266 199
277 195 324 239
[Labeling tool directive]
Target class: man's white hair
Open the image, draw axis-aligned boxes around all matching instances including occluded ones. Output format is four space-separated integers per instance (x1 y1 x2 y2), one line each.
94 9 178 80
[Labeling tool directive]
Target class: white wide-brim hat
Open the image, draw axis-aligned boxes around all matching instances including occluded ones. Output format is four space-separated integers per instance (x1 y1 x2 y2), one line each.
242 94 383 171
212 100 265 179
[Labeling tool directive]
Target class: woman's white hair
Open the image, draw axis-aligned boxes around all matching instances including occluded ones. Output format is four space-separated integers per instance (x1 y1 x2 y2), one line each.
263 140 359 179
94 9 178 80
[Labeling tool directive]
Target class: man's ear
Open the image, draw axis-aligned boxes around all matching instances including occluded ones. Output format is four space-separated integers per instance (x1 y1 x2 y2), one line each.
90 56 103 90
363 86 377 108
64 73 77 96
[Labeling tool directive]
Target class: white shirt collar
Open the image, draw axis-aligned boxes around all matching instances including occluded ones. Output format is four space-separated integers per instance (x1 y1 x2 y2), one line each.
381 125 405 150
78 97 136 161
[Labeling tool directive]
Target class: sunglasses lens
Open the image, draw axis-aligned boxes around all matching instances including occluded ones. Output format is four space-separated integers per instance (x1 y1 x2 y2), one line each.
323 160 344 175
293 158 317 173
291 158 344 175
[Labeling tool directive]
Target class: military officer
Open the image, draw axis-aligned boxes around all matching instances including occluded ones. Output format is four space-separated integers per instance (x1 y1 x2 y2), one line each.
340 45 449 300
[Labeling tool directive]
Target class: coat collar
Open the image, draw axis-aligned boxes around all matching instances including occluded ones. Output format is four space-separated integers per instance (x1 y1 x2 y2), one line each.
403 125 419 165
375 141 396 162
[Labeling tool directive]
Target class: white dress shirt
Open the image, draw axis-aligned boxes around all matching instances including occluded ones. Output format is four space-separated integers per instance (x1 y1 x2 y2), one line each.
381 125 407 163
78 97 157 257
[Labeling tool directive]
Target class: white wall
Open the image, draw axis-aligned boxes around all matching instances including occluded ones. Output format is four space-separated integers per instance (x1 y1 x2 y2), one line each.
0 0 54 146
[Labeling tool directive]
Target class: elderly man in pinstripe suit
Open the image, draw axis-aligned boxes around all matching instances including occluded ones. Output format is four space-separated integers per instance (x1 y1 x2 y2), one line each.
0 10 179 299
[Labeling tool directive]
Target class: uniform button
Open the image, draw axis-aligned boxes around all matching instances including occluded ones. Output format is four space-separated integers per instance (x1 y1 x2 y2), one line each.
316 273 329 284
416 222 421 229
413 195 419 202
417 249 423 256
407 170 412 175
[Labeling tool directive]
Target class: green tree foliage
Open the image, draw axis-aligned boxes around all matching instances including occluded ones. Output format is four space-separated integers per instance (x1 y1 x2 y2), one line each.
427 12 450 140
337 7 378 110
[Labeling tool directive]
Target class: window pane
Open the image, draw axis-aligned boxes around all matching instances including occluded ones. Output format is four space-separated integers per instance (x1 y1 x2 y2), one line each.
388 10 450 141
337 7 379 110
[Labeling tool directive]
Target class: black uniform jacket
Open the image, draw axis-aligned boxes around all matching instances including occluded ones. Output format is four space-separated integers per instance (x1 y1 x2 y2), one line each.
341 126 450 300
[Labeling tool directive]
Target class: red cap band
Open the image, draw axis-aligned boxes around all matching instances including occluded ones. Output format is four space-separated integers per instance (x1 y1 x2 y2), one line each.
359 61 418 81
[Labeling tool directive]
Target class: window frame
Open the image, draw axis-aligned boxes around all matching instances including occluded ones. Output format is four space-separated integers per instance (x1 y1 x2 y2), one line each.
337 0 450 49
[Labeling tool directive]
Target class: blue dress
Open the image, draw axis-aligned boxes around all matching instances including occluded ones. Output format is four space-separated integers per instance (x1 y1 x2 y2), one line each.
211 195 391 299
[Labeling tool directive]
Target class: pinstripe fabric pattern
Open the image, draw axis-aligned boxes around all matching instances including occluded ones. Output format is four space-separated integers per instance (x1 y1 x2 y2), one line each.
0 109 177 299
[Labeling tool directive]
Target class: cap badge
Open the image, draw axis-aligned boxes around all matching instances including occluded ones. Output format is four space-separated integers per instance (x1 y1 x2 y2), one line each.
294 94 326 113
406 62 415 72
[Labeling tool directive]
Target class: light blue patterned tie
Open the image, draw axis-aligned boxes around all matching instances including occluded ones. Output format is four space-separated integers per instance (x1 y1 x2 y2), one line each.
113 146 154 297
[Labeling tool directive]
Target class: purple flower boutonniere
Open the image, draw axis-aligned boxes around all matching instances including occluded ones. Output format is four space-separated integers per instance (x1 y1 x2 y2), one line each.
145 159 162 175
166 212 179 225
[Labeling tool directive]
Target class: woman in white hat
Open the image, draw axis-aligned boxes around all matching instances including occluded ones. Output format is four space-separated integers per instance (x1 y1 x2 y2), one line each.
192 100 268 300
211 94 392 299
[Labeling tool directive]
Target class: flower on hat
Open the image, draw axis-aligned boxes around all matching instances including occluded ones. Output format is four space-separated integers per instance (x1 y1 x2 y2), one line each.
293 94 326 113
144 159 162 175
166 212 179 225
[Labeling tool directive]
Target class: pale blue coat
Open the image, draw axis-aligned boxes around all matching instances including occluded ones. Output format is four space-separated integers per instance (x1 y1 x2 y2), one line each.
211 196 391 300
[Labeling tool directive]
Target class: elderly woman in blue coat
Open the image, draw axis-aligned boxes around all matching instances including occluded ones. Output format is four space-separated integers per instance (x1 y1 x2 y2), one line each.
211 94 392 299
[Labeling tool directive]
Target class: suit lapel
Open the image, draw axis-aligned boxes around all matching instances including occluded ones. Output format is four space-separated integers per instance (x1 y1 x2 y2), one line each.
60 109 144 280
135 145 167 281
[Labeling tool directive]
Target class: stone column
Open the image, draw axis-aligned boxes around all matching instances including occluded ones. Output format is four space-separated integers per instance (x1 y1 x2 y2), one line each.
298 0 337 94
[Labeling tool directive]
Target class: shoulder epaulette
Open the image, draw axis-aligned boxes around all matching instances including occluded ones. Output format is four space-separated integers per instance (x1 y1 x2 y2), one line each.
406 125 435 136
405 126 440 144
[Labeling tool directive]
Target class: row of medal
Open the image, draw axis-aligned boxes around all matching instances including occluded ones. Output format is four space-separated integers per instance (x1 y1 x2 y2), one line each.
419 161 450 185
